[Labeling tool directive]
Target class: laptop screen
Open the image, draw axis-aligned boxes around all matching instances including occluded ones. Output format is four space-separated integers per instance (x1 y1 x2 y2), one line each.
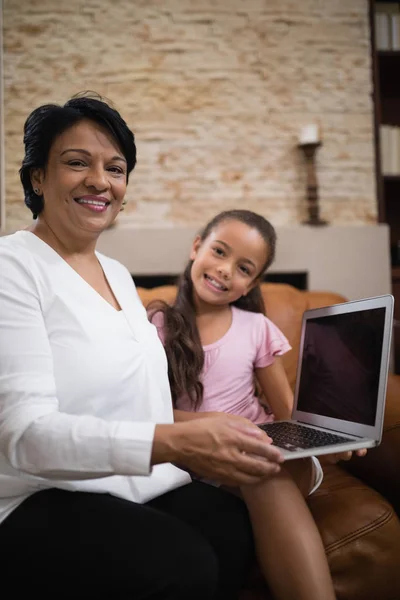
296 307 386 426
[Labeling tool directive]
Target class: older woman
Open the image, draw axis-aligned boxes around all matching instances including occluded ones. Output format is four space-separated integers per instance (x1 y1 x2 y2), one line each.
0 94 283 599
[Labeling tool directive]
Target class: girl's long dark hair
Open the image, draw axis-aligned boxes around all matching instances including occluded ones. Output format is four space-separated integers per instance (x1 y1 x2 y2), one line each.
148 210 277 408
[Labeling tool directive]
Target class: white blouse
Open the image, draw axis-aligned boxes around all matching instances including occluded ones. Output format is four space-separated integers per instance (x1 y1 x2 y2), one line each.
0 231 191 525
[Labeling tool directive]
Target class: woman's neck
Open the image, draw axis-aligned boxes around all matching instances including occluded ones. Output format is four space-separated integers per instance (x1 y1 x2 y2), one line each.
27 219 97 260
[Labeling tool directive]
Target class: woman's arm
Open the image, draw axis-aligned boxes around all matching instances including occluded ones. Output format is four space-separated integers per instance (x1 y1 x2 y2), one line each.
174 409 206 421
255 358 294 421
0 247 283 486
152 418 284 487
0 248 155 480
174 409 227 421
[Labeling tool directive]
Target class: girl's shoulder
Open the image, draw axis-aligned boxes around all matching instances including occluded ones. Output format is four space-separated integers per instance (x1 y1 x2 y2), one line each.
146 302 180 342
231 305 267 326
148 307 165 327
231 306 290 348
146 299 167 324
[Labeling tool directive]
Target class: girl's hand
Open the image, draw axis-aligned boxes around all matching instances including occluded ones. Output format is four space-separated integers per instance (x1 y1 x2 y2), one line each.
319 448 368 465
153 416 284 487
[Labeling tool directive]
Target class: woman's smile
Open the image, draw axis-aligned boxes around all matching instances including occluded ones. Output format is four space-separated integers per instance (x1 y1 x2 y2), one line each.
74 195 111 213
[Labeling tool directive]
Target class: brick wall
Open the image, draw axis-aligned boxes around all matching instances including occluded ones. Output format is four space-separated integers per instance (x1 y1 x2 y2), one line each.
3 0 376 231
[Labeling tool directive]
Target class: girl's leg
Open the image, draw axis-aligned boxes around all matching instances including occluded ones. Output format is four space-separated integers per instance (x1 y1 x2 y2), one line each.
241 458 336 600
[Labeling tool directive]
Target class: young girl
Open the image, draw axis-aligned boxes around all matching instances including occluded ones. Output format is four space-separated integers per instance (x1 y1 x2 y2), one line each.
149 209 337 600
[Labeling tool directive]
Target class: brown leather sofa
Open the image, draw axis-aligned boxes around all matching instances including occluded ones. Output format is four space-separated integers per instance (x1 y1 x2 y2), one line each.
137 282 400 600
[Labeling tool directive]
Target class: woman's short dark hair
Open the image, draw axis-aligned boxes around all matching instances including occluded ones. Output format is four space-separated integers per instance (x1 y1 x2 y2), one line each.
19 92 137 218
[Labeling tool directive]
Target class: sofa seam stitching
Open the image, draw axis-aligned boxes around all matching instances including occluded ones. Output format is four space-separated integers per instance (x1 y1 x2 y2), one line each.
325 509 394 555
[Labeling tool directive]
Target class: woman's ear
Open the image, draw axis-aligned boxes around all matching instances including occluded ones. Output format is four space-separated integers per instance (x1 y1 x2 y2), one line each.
30 168 45 191
190 235 202 261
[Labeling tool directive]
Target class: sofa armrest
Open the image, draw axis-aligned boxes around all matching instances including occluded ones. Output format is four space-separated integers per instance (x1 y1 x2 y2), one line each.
343 374 400 514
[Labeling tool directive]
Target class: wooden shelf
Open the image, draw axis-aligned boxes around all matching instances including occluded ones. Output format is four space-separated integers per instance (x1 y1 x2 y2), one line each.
375 0 400 5
378 50 400 57
373 1 400 371
378 54 400 98
383 175 400 182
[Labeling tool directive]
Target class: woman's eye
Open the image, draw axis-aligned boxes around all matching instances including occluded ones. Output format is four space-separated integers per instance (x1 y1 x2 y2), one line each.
213 247 224 256
108 166 125 174
68 160 86 167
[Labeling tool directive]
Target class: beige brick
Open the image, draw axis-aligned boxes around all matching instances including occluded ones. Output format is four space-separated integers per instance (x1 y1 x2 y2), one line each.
3 0 375 229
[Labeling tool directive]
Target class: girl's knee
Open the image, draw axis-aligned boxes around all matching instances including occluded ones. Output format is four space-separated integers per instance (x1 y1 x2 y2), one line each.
282 457 314 496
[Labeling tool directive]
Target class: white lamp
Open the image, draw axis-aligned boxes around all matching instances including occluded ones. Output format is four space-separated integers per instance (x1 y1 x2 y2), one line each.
298 124 321 146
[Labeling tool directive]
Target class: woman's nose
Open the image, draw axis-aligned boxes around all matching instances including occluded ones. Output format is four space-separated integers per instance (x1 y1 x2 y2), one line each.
85 168 110 191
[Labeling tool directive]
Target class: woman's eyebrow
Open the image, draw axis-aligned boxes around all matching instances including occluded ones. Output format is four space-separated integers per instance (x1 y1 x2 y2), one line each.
60 148 127 163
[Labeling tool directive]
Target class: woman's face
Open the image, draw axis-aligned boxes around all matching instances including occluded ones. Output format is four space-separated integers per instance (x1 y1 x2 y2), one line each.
31 119 128 238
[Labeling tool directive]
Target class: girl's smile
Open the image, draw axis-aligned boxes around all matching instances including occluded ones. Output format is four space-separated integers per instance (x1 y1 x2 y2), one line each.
203 273 229 293
190 219 270 310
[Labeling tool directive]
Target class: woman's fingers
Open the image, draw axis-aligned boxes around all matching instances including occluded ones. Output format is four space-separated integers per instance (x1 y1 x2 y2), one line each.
236 435 283 466
234 450 283 477
222 415 275 444
174 416 284 486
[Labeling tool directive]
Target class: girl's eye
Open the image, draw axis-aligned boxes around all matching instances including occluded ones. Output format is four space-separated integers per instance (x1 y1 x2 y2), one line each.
239 265 250 275
213 247 225 256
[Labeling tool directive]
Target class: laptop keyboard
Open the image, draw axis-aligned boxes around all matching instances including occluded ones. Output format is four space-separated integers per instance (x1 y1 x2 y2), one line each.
258 421 353 450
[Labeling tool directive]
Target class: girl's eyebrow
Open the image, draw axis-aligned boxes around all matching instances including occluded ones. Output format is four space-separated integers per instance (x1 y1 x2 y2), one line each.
214 239 256 268
60 148 127 163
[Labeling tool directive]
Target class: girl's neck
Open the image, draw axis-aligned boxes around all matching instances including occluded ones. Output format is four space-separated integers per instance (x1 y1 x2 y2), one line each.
195 304 233 346
193 294 232 319
195 304 232 319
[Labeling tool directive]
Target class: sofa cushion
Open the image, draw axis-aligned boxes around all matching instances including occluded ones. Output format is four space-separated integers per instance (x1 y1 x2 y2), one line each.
309 466 400 600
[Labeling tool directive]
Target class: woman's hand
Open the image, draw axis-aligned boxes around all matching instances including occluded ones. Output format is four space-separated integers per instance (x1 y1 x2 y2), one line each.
319 448 368 465
152 416 284 487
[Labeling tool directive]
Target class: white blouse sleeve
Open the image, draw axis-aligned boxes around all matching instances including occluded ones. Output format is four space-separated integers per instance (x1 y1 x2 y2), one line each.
0 248 155 479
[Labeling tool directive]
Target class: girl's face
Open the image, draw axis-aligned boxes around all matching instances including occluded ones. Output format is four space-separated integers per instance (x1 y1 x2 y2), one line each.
190 219 269 309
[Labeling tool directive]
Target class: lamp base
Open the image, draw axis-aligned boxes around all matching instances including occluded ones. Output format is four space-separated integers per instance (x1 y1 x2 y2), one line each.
302 217 328 227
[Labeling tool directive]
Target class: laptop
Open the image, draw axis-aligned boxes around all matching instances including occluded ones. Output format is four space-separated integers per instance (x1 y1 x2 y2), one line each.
258 294 394 460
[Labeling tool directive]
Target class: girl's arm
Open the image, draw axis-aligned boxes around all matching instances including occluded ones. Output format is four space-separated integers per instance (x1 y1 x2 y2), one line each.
255 358 294 421
174 359 294 424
